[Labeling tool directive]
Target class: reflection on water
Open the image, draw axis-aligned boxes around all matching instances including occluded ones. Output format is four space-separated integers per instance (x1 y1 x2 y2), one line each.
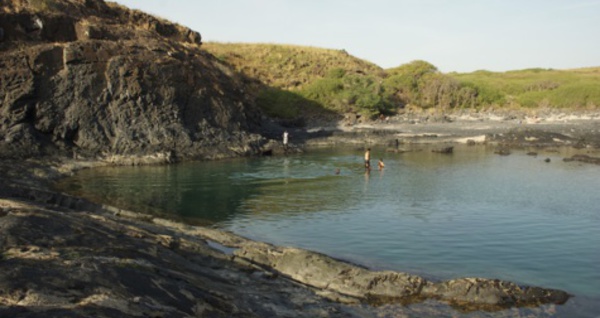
55 145 600 317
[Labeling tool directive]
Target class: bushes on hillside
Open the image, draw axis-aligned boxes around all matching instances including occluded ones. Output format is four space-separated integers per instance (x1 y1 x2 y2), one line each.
383 60 481 109
454 68 600 109
261 61 600 120
300 68 394 118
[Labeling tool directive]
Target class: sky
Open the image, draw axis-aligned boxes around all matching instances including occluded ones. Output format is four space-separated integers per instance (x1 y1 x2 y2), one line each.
111 0 600 73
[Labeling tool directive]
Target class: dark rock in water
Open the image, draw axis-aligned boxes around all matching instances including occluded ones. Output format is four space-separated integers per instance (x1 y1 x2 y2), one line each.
527 152 538 156
563 154 600 165
432 146 453 154
494 148 511 156
544 158 551 163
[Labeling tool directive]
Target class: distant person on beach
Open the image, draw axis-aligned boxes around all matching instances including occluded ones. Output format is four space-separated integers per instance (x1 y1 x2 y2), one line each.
364 148 371 170
283 130 289 150
378 158 385 170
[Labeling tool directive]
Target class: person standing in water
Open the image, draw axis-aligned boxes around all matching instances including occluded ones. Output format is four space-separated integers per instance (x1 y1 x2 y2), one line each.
364 148 371 170
283 130 289 151
378 158 385 170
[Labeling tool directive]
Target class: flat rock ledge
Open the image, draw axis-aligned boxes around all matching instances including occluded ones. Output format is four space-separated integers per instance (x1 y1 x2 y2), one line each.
232 243 570 310
0 186 571 317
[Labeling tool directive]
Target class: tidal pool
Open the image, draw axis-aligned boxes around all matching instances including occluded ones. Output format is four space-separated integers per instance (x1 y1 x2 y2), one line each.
56 145 600 317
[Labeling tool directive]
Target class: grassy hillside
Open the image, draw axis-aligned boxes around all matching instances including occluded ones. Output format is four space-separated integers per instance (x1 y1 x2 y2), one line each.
203 43 393 120
203 42 384 89
203 43 600 122
452 67 600 109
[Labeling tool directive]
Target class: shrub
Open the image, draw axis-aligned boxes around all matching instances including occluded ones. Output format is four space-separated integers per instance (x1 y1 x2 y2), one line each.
299 70 393 118
256 88 303 119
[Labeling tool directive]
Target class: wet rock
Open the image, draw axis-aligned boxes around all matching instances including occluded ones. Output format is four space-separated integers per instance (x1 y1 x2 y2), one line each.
494 147 511 156
563 154 600 165
432 146 453 154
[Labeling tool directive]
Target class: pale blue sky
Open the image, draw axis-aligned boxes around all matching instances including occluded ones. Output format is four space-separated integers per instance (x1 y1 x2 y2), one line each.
111 0 600 73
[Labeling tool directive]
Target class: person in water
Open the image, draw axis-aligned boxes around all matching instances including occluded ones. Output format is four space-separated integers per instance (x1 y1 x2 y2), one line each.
378 158 385 170
364 148 371 170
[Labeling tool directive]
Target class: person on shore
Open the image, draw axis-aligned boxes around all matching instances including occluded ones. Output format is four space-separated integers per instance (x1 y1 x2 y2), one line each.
283 130 289 150
364 148 371 170
378 158 385 170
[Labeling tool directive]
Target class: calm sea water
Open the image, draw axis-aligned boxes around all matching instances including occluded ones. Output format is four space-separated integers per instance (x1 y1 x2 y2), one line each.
56 145 600 317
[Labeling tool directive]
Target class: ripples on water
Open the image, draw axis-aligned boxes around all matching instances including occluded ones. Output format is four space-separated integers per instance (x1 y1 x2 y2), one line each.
56 145 600 317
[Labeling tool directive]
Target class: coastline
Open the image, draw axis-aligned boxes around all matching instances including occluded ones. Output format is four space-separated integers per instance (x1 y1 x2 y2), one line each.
2 114 599 317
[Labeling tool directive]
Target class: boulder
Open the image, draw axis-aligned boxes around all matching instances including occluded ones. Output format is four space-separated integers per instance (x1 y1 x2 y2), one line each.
494 147 511 156
432 146 453 154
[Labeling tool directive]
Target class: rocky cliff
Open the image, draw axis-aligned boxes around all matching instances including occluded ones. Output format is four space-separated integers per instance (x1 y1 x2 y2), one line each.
0 0 270 162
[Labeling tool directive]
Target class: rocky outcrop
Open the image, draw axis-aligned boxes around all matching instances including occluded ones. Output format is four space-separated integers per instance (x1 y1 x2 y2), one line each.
0 0 269 162
0 195 370 318
485 128 578 148
231 240 570 311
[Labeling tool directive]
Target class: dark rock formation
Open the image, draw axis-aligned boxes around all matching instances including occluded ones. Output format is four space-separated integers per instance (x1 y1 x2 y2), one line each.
494 148 511 156
0 0 268 162
432 146 453 154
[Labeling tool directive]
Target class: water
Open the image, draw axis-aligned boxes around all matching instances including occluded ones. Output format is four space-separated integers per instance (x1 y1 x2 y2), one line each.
56 145 600 317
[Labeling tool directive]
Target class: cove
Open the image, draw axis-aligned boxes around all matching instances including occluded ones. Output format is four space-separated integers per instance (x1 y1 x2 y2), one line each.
56 145 600 316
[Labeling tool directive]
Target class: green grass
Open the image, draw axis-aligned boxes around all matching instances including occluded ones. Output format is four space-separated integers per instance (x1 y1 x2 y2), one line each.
453 68 600 109
203 42 383 90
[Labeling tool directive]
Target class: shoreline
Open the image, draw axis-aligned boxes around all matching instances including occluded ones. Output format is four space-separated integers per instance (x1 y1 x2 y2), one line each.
2 116 599 317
